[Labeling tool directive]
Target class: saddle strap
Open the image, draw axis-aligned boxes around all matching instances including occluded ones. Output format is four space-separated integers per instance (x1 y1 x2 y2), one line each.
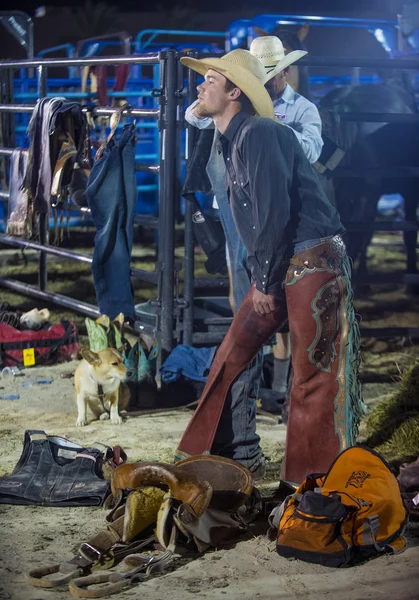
68 547 174 599
25 515 125 588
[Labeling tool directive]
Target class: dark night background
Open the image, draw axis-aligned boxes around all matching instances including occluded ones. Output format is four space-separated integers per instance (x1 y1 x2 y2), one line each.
0 1 408 14
0 1 414 58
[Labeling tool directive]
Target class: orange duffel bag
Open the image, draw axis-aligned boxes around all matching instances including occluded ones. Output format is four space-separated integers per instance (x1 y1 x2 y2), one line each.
269 446 408 567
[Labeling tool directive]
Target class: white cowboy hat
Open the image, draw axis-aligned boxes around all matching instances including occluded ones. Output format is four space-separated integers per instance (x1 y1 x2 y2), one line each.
180 49 274 119
250 36 307 83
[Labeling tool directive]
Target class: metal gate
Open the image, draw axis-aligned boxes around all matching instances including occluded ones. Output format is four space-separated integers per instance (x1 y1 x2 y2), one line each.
0 50 182 370
1 51 419 365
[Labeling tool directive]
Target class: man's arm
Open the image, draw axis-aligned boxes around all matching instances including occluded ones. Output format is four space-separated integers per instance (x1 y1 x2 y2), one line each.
185 99 215 130
281 102 323 164
241 121 293 298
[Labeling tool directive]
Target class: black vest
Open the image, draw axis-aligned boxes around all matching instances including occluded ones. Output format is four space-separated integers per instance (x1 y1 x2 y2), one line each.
0 430 110 506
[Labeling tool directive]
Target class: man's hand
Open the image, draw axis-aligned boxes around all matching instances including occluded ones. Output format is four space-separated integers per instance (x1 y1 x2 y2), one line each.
253 288 278 316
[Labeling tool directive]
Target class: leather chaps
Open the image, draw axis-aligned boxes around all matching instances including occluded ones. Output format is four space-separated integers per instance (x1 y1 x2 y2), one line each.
176 236 363 485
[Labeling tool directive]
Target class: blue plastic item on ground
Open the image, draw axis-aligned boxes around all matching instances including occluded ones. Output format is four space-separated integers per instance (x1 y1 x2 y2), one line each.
160 344 217 383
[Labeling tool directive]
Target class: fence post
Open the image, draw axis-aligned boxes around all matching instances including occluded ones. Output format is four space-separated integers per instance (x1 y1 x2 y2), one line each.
0 70 15 202
182 57 198 346
158 49 177 359
37 64 48 291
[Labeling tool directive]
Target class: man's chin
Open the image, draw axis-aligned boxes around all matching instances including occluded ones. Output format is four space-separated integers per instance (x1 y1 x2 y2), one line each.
197 104 212 118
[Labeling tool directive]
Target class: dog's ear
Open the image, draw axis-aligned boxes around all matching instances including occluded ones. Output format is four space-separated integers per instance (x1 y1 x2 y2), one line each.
81 347 102 365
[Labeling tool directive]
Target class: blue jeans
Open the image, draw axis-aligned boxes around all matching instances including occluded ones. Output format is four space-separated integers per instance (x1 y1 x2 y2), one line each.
87 124 137 321
217 193 251 312
213 192 263 469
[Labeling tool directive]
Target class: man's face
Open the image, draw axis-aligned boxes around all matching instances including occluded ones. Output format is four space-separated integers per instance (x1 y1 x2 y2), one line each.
196 69 231 117
265 70 287 101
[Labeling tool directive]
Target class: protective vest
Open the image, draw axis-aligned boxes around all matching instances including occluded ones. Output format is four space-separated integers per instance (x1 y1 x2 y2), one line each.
0 430 110 506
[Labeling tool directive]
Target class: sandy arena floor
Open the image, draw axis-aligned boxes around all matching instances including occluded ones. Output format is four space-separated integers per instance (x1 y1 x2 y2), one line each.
0 360 418 600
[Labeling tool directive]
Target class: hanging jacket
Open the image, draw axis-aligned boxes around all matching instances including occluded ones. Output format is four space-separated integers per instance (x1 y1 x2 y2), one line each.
23 98 90 214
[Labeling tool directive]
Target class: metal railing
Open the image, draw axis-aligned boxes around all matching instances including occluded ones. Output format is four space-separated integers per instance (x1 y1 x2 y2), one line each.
0 51 182 366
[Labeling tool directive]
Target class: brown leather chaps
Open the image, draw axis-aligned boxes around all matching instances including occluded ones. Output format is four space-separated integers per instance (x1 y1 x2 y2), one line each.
176 236 362 485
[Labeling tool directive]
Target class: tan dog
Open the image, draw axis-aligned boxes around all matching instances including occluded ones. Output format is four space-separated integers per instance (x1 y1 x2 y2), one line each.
75 347 130 426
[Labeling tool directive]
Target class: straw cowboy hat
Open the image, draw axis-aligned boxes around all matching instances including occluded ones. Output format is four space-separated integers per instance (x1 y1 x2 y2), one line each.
180 49 274 119
249 36 307 82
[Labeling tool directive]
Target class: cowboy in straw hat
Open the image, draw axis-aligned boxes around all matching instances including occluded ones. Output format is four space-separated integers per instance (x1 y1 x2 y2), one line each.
178 50 362 486
249 35 323 411
181 49 274 120
184 38 323 411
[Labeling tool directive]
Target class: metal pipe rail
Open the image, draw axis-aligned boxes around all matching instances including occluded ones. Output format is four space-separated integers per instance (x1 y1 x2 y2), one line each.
0 147 160 173
0 55 160 68
0 190 160 230
0 104 160 119
338 113 419 123
0 192 160 229
299 56 419 70
345 221 419 232
192 326 419 346
184 51 419 71
333 166 419 178
182 52 199 346
253 14 398 28
0 236 159 284
0 278 101 319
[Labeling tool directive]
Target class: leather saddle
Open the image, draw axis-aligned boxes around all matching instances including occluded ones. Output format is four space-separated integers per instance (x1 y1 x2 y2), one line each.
25 455 256 596
112 455 253 513
110 455 255 549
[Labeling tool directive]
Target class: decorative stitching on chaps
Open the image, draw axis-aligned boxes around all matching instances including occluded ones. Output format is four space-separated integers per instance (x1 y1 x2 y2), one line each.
308 280 341 372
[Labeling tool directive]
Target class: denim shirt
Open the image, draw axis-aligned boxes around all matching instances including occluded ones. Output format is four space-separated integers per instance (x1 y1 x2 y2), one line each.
219 112 343 296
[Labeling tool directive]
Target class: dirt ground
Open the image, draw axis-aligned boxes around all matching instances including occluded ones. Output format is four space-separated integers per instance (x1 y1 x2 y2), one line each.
0 361 418 600
0 230 419 599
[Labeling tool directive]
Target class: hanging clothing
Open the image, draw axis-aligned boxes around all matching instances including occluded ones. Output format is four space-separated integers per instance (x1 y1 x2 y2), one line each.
86 123 137 321
6 149 31 237
23 97 90 214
